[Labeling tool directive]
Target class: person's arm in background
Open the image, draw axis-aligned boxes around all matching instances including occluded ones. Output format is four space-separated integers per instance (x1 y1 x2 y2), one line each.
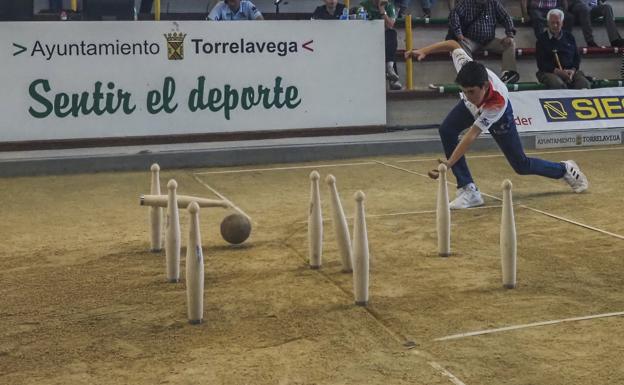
206 1 222 20
571 34 581 71
495 0 515 47
379 0 396 29
405 39 462 60
449 1 466 41
535 35 555 73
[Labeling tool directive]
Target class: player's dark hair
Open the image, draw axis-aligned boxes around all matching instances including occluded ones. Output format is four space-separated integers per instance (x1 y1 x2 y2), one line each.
455 61 488 88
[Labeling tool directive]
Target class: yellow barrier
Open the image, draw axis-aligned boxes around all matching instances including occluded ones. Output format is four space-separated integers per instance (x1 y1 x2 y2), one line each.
70 0 77 12
404 14 413 90
155 0 161 20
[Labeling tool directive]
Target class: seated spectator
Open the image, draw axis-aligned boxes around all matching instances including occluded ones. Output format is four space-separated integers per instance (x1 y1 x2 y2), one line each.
522 0 572 38
360 0 402 90
536 9 591 89
312 0 346 19
567 0 624 47
207 0 263 20
49 0 62 13
392 0 452 19
449 0 520 84
393 0 409 18
419 0 435 18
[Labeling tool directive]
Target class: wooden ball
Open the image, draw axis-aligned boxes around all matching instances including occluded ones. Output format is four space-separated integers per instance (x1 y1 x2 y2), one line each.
220 214 251 245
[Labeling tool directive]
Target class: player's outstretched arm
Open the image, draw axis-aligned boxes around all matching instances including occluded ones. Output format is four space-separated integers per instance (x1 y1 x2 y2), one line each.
404 40 462 61
445 125 481 168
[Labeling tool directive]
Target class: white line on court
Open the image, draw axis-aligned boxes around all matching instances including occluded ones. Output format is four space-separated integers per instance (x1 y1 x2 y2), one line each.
476 190 624 240
191 174 253 223
375 160 624 241
194 161 376 175
395 145 624 163
428 361 468 385
435 311 624 341
295 205 504 224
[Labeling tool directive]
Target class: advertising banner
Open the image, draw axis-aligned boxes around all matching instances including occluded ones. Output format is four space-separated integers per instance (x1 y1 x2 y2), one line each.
510 88 624 133
0 20 386 142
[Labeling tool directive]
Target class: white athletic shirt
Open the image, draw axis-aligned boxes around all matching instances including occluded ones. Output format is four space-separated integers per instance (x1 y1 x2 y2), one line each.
451 48 509 132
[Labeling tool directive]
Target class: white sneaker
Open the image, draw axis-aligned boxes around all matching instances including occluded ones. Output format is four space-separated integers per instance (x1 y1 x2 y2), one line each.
449 183 484 210
386 62 399 82
389 80 403 90
562 160 588 193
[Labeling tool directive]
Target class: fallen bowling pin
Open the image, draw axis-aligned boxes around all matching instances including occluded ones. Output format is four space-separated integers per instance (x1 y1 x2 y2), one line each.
352 191 369 306
140 194 231 209
308 171 323 269
500 179 517 289
436 163 451 257
186 202 204 325
149 164 163 252
326 174 353 273
165 179 181 283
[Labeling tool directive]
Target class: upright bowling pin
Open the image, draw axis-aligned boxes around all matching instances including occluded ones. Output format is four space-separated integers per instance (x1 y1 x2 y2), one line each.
165 179 181 283
186 202 204 324
500 179 517 289
308 171 323 269
149 164 163 252
436 163 451 257
326 175 353 273
352 191 369 306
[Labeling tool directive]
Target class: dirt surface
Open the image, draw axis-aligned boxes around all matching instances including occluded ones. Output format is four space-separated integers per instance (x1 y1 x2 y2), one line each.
1 146 623 384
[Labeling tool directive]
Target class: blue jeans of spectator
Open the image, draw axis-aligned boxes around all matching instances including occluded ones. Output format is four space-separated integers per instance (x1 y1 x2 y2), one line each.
385 29 398 63
50 0 62 12
439 100 566 188
394 0 410 8
420 0 435 9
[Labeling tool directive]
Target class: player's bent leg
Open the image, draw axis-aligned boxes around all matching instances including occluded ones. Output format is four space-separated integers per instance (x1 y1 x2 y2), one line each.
439 101 476 188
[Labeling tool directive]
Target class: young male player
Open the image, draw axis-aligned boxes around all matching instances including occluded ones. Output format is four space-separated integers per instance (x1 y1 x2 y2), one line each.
405 40 588 209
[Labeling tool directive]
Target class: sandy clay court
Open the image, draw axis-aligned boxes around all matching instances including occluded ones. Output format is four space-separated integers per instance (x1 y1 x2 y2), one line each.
1 145 624 385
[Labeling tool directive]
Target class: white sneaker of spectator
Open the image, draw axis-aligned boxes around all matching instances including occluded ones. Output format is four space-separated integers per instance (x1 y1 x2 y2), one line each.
386 62 399 82
389 80 402 90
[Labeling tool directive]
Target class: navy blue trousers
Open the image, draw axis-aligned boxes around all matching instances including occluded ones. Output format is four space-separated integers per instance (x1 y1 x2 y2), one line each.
439 101 566 188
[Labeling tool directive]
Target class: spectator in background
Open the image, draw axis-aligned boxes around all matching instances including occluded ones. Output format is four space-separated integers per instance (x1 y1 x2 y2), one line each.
312 0 346 19
393 0 410 18
449 0 520 84
360 0 402 90
49 0 62 12
567 0 624 47
140 0 154 14
522 0 572 38
392 0 449 19
419 0 435 18
207 0 263 20
536 9 591 89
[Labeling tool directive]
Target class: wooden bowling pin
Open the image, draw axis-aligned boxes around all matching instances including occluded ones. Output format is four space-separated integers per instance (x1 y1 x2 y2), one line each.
308 171 323 269
500 179 517 289
326 174 353 273
165 179 181 283
352 191 369 306
140 194 230 209
436 163 451 257
149 164 163 252
186 202 204 324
